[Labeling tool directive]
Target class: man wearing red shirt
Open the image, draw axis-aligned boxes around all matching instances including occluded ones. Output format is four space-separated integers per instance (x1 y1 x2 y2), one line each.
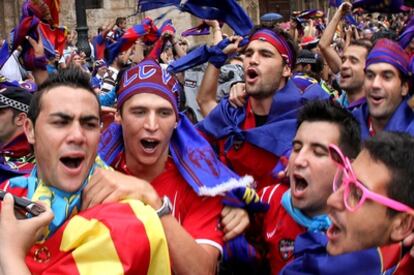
258 100 361 274
94 59 243 275
197 27 329 191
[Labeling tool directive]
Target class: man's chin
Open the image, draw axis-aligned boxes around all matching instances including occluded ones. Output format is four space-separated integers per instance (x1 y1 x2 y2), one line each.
326 242 342 256
56 173 88 193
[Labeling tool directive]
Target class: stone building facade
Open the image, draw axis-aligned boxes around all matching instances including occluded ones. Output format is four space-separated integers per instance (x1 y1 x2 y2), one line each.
0 0 261 45
1 0 332 44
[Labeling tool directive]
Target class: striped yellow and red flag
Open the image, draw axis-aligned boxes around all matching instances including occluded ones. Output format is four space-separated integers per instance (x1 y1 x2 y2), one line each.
26 200 171 275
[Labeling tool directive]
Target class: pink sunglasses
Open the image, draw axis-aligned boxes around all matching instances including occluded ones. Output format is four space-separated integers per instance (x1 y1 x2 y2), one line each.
328 144 414 214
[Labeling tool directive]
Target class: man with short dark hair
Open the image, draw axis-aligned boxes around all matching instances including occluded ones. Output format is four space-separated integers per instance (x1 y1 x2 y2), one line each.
0 86 34 182
318 2 372 109
258 100 361 274
281 132 414 274
197 26 330 191
0 68 170 274
353 38 414 138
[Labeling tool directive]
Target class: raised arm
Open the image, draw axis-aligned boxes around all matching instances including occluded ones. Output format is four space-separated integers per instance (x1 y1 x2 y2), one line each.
27 33 49 85
196 36 242 117
318 2 352 74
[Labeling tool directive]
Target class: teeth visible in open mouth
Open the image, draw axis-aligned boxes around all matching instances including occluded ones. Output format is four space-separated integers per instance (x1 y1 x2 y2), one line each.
141 139 159 149
371 95 383 101
60 157 83 168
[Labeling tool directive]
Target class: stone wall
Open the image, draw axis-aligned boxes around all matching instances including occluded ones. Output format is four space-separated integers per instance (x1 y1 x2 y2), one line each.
0 0 23 41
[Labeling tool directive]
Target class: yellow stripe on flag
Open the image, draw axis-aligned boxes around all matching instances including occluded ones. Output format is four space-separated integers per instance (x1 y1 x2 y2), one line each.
60 216 124 275
126 200 171 275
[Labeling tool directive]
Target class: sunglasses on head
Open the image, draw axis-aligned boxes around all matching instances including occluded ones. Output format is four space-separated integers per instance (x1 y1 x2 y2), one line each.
328 144 414 214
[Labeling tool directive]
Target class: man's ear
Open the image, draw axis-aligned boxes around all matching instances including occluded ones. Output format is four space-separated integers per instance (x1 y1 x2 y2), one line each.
13 112 27 127
23 119 35 145
401 81 409 97
390 213 414 242
282 64 292 78
114 110 122 123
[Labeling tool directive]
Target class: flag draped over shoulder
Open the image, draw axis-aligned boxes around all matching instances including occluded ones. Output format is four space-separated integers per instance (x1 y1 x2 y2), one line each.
28 200 171 275
197 80 331 157
3 171 171 274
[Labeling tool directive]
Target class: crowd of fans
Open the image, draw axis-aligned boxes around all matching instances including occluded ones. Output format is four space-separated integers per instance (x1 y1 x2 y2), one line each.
0 0 414 274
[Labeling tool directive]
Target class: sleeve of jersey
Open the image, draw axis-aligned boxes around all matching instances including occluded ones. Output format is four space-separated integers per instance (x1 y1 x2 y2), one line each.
181 193 224 255
27 200 171 275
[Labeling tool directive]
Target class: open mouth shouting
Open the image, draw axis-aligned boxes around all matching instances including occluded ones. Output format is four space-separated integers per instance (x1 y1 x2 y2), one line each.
140 138 160 154
340 72 351 83
327 214 344 245
368 94 384 106
291 173 309 199
246 68 259 84
60 153 85 175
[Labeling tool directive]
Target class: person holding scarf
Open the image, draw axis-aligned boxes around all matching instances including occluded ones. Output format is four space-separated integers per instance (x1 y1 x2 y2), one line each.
352 38 414 139
197 26 330 192
0 68 170 274
95 58 257 275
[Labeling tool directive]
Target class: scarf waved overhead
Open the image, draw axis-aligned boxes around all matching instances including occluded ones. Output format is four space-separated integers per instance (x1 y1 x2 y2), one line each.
137 0 253 37
281 190 331 232
7 157 109 241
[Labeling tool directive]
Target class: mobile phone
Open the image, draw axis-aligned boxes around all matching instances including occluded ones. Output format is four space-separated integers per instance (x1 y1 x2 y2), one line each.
0 191 46 217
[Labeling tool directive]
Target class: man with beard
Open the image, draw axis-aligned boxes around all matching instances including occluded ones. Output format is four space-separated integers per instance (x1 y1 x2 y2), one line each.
258 100 361 274
281 132 414 274
318 2 372 110
197 26 330 191
352 39 414 139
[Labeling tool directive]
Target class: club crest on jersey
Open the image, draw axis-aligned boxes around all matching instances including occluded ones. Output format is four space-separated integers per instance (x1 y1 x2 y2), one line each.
279 239 294 260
